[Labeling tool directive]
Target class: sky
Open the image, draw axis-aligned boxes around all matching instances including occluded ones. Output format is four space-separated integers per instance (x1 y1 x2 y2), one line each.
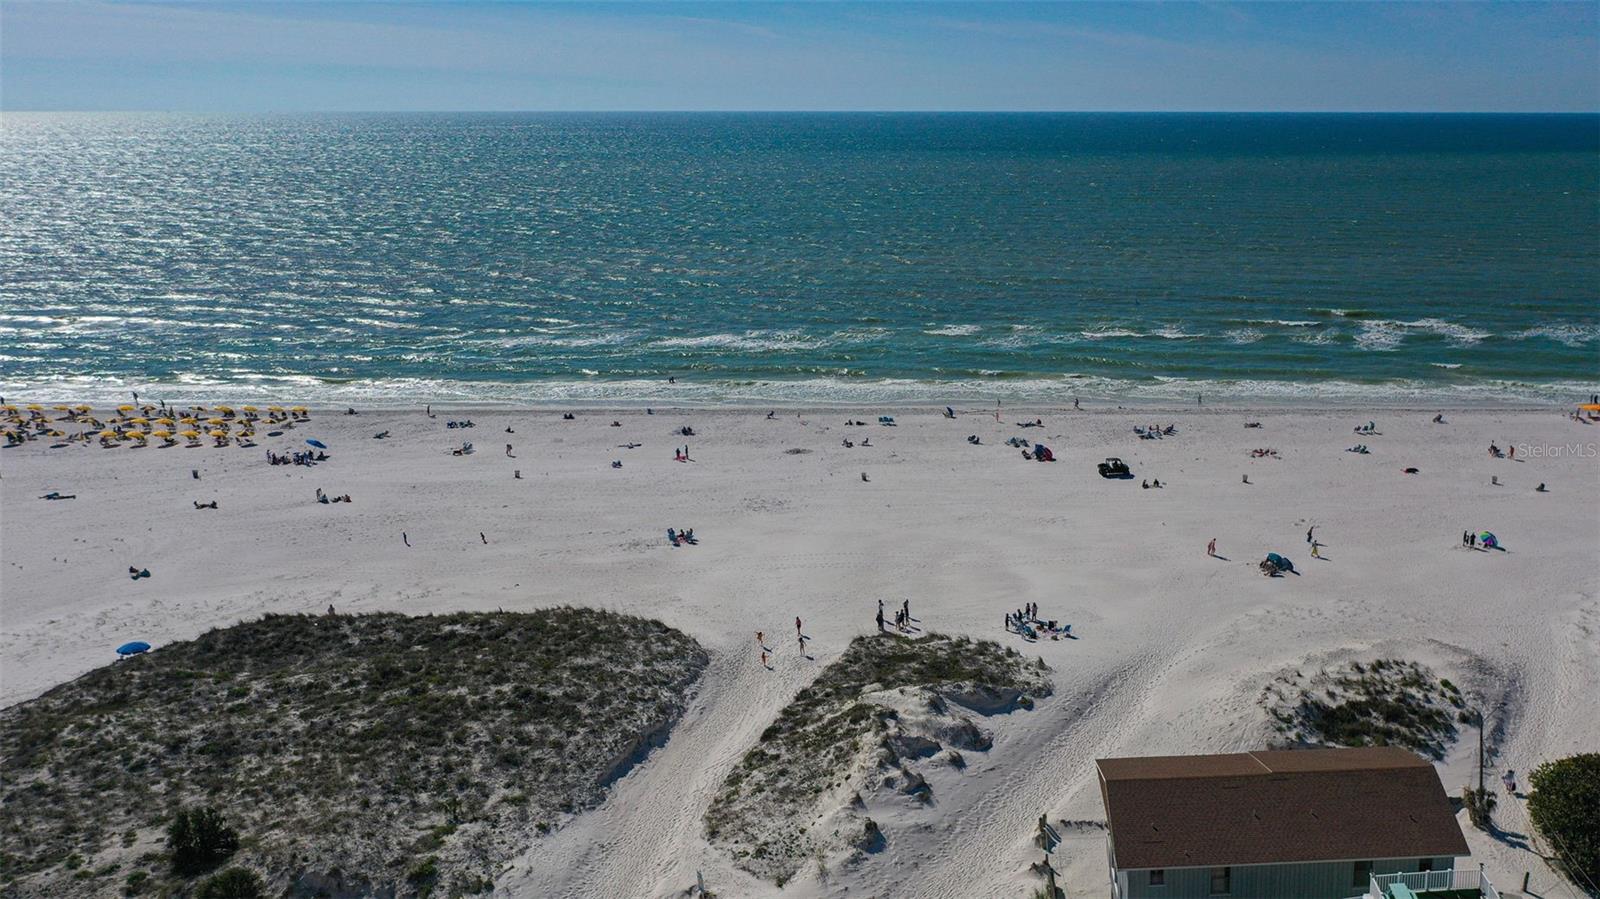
2 1 1596 112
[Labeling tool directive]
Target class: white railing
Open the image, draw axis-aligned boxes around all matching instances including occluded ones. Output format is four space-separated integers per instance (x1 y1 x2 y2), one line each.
1368 867 1498 899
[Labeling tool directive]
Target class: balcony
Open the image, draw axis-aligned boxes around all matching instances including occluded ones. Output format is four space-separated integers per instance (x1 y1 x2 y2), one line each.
1366 867 1499 899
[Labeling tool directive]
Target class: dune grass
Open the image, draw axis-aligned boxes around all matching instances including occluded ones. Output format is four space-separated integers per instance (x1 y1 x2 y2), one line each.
705 631 1049 884
0 607 707 898
1263 658 1462 759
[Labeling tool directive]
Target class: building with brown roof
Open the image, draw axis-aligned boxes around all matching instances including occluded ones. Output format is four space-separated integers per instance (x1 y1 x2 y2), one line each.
1096 747 1479 899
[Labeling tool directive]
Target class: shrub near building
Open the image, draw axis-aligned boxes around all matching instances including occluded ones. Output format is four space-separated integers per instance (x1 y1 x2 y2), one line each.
1526 753 1600 893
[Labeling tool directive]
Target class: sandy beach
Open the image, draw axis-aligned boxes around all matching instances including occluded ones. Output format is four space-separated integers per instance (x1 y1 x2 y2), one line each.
3 403 1597 898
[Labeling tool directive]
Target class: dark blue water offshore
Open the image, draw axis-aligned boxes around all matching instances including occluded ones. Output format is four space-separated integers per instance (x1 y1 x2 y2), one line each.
1 112 1595 405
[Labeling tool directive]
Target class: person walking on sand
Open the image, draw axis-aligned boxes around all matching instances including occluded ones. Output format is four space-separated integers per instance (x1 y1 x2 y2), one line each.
876 606 884 632
1502 768 1517 795
1306 525 1316 544
506 444 513 457
1207 538 1217 557
760 649 768 668
756 631 764 648
795 616 803 639
1311 542 1321 559
403 531 410 547
480 532 488 544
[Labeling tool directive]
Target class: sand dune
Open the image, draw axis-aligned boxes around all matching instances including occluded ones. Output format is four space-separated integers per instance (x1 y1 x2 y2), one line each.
3 404 1596 898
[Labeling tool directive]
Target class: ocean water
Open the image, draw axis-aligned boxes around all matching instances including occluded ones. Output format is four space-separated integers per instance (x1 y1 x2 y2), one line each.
1 112 1596 406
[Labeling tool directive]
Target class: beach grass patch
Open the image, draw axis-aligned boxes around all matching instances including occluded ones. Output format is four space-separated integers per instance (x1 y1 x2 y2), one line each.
0 607 707 898
705 631 1049 884
1261 658 1460 758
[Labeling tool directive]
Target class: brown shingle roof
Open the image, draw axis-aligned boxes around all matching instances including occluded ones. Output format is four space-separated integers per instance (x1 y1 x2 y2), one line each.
1097 747 1469 870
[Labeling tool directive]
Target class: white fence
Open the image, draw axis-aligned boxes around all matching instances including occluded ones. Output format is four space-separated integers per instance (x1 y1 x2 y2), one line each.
1368 867 1498 899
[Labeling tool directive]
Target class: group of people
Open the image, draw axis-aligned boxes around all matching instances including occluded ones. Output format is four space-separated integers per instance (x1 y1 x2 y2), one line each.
753 617 809 668
666 527 697 546
1140 478 1164 489
445 419 475 429
1005 603 1070 640
1353 421 1379 434
1487 442 1515 459
673 445 693 461
876 598 914 633
266 449 324 466
1250 447 1280 458
1134 424 1176 439
315 488 353 504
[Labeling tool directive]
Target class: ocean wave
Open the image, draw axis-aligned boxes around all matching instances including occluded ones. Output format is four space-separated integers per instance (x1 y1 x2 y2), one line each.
652 330 817 351
1223 328 1263 344
1355 318 1491 351
1079 328 1142 340
1151 326 1204 339
922 324 982 337
1512 323 1600 347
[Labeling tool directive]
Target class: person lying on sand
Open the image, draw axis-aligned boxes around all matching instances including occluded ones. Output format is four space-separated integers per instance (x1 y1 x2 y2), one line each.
40 491 76 500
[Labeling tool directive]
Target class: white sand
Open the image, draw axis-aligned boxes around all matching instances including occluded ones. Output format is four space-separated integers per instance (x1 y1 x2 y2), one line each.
3 405 1597 898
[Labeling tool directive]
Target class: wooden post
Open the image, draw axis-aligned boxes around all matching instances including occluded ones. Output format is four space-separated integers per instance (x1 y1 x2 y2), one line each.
1477 708 1485 798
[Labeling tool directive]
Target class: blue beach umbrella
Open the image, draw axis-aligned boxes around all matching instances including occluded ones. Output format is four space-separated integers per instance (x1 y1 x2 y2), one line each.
306 439 327 449
116 641 151 657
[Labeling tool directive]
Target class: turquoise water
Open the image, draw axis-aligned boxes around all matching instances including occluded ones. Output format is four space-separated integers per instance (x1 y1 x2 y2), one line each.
1 113 1596 406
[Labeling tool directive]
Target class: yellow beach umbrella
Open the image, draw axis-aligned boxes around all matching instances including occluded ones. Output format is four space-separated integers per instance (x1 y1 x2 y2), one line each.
1581 403 1600 412
153 429 172 439
207 417 226 426
99 430 119 439
180 430 201 439
117 404 135 412
291 405 307 412
1 405 17 412
26 404 44 411
208 429 227 438
179 415 197 424
130 417 148 425
156 417 175 425
126 430 146 440
268 405 284 412
52 404 69 411
241 405 258 413
75 403 91 411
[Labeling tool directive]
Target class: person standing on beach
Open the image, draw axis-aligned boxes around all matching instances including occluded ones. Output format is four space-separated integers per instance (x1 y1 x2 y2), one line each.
506 444 513 457
795 617 803 639
756 631 764 648
876 600 885 632
403 531 410 547
1311 542 1321 559
480 532 487 544
1306 525 1316 544
1207 538 1217 557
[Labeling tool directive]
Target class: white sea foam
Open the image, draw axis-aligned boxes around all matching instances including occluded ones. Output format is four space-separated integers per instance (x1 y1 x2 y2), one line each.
4 373 1590 409
1079 328 1142 340
1223 328 1263 344
1152 326 1204 339
922 324 983 337
1512 323 1600 347
1355 318 1491 351
652 330 815 351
